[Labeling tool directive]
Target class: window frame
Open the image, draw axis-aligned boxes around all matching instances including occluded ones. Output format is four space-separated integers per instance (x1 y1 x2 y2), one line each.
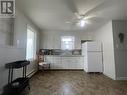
61 36 75 50
26 25 37 61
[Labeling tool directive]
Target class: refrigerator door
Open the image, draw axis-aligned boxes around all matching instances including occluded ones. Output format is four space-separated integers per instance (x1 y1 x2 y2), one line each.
87 42 102 52
87 52 103 72
84 56 88 71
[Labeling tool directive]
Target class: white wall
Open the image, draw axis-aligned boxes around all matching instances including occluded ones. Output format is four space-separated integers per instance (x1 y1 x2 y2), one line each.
112 20 127 80
0 18 14 46
40 30 93 49
93 21 116 80
0 8 40 93
14 8 40 77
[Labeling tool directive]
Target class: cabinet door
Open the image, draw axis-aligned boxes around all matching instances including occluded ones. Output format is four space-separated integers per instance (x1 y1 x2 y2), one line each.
75 57 84 69
61 57 84 69
61 57 71 69
69 57 79 69
45 56 54 69
69 57 80 69
68 57 84 69
53 57 61 69
87 52 102 72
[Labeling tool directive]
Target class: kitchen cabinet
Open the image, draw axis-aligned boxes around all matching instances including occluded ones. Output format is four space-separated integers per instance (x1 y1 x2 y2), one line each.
61 57 70 69
61 57 84 69
45 56 54 69
53 56 62 69
45 55 84 69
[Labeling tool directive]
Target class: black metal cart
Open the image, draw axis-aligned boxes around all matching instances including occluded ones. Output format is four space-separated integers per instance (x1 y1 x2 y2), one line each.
2 60 30 95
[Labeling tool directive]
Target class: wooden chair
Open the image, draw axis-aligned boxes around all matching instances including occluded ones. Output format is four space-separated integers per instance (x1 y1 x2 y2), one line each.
37 50 50 71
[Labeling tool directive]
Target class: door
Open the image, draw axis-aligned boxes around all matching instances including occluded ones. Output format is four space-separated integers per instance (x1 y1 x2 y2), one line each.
87 52 103 72
53 57 61 69
87 42 102 52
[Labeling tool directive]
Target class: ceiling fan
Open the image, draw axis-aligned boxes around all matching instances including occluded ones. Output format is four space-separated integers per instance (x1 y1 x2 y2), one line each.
65 12 86 27
64 0 111 27
64 0 94 27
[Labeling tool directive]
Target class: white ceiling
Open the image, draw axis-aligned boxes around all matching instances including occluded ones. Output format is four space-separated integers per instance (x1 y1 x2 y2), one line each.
16 0 127 31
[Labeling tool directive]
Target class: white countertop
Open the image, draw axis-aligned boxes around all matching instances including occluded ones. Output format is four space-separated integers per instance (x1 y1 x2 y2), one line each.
45 55 84 57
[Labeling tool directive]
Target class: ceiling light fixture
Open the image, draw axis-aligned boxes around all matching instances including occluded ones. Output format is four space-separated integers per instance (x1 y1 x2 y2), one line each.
80 20 85 27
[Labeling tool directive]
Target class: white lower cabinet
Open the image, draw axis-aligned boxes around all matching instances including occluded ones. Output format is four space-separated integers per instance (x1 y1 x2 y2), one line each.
53 57 62 69
61 57 72 69
45 56 54 69
45 56 84 69
62 57 84 69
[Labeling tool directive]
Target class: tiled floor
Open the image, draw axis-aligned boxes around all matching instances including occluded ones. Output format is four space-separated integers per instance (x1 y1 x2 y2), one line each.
27 71 127 95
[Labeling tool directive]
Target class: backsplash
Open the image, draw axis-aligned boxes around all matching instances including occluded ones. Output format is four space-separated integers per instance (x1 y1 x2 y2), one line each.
40 49 81 55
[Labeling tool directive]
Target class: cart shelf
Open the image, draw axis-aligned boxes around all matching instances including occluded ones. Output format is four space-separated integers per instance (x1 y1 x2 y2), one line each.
3 77 30 95
5 60 30 69
2 60 30 95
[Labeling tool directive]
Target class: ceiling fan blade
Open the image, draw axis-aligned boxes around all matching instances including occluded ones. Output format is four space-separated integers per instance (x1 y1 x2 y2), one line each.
83 15 97 20
74 12 82 19
84 0 114 17
84 16 106 25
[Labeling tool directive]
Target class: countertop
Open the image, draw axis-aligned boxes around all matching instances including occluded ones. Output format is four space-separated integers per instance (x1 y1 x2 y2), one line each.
45 55 84 57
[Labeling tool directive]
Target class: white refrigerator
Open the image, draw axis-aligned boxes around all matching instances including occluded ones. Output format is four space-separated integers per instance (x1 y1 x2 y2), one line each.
82 42 103 73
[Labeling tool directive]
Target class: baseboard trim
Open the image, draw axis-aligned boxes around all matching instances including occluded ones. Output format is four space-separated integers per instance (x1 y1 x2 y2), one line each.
116 77 127 80
41 69 84 71
27 69 38 78
103 73 116 80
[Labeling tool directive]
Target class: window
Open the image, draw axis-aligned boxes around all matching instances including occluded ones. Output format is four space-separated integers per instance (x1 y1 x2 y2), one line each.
61 36 75 50
26 25 36 60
